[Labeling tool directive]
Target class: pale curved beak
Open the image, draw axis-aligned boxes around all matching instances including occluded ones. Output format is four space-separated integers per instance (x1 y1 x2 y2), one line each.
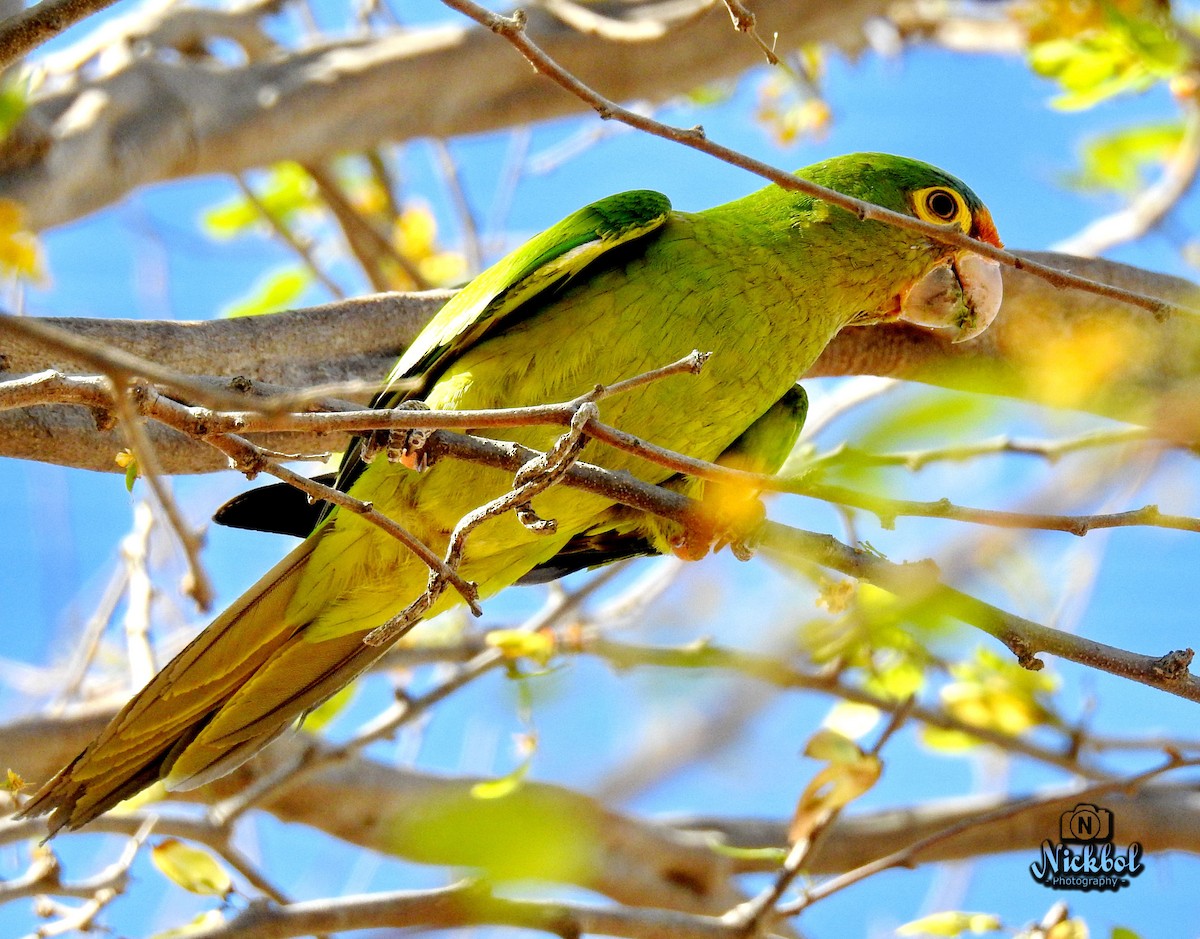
900 251 1003 343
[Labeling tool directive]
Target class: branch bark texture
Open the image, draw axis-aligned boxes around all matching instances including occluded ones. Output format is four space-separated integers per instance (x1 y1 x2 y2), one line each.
1 253 1197 474
1 0 885 229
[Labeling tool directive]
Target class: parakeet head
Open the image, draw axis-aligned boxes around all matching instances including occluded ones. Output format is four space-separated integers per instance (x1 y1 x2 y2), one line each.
790 152 1004 342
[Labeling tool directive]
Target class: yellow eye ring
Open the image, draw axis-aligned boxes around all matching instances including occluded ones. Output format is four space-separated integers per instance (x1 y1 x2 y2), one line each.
912 186 968 228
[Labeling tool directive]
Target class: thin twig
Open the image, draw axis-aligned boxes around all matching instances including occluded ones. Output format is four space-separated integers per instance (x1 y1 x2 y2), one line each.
724 703 913 932
798 482 1200 537
207 428 481 612
233 173 346 298
720 0 783 67
439 0 1194 322
120 501 158 685
808 427 1159 473
0 0 120 69
114 387 214 611
157 878 745 939
431 139 484 273
779 755 1198 913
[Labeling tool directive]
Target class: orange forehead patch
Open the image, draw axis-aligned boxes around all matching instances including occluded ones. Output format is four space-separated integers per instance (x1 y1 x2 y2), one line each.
971 207 1003 248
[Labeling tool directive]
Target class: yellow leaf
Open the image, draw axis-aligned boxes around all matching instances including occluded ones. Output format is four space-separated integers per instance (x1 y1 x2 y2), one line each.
395 204 438 258
896 910 1003 937
804 728 863 764
0 199 45 282
793 729 881 842
150 839 233 897
1046 919 1090 939
418 250 467 287
150 910 228 939
486 629 556 666
5 768 24 792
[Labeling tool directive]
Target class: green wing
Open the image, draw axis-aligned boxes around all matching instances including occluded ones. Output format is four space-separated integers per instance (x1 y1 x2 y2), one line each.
214 190 673 537
382 190 673 403
518 385 809 583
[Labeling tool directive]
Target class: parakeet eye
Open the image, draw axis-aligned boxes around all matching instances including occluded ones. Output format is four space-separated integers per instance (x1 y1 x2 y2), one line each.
912 186 969 228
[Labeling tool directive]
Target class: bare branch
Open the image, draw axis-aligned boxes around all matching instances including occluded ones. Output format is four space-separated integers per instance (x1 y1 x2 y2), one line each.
797 482 1200 538
3 252 1199 473
0 0 120 69
439 0 1192 322
1054 104 1200 258
1 0 885 229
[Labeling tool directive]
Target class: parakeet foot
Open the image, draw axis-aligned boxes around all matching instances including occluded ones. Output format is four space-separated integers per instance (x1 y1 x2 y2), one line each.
361 401 433 471
670 493 766 562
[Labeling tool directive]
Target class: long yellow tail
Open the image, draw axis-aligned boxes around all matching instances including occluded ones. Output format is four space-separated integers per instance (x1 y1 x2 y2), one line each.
17 536 388 835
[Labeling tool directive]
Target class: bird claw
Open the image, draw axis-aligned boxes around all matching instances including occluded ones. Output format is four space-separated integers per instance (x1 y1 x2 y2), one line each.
671 493 765 562
361 401 433 471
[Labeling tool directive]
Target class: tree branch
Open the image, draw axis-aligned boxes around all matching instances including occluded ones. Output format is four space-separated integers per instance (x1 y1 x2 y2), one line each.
2 253 1199 473
0 0 887 229
0 0 120 69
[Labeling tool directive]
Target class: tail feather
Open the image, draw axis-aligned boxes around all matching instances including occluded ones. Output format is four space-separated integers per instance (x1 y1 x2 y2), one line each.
17 538 320 835
164 626 388 789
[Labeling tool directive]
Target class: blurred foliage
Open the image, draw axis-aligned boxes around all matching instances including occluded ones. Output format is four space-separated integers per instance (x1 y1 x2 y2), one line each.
150 839 233 898
755 45 832 146
924 647 1060 751
221 267 311 318
205 163 318 238
1068 121 1185 192
0 198 43 283
896 910 1004 937
1019 0 1184 110
0 78 28 143
385 781 598 883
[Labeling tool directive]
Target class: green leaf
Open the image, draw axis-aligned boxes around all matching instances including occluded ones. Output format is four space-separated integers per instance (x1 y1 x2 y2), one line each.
705 836 788 863
204 162 318 239
0 78 28 142
221 267 311 318
1027 5 1184 111
302 683 356 734
1069 121 1184 193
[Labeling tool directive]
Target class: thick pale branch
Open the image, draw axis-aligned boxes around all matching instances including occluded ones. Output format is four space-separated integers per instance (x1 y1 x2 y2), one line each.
0 708 748 914
2 254 1198 473
810 251 1200 439
5 708 1200 890
1 0 885 229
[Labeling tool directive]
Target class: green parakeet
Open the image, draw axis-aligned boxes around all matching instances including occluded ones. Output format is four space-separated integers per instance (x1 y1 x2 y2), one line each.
18 153 1003 834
